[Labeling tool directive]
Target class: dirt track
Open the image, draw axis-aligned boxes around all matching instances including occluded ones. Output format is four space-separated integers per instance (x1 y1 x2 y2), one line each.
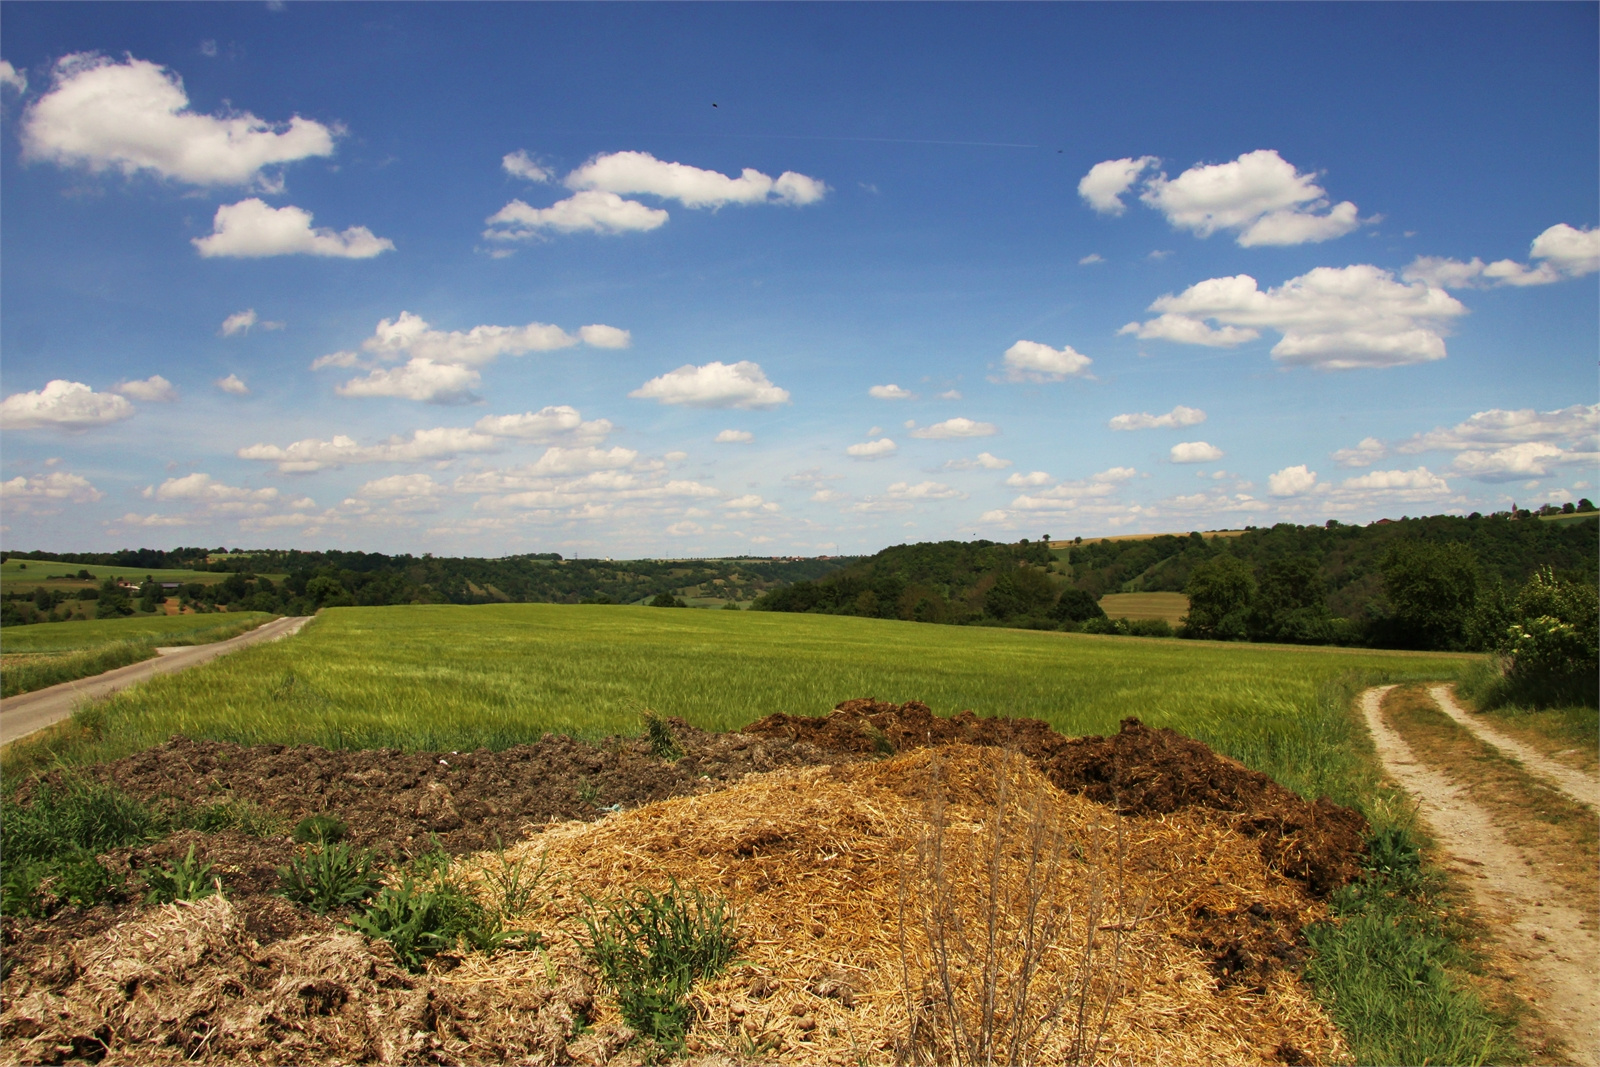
0 616 312 747
1426 684 1598 809
1360 685 1599 1063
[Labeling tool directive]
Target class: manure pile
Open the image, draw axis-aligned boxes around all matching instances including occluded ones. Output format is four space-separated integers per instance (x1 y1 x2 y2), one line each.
2 702 1365 1066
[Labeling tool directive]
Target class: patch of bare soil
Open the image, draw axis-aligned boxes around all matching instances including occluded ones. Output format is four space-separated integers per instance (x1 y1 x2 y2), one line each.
745 698 1368 894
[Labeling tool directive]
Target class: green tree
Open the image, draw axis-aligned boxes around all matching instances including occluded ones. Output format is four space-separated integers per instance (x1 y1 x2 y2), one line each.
984 566 1056 620
1050 587 1105 624
1380 540 1479 650
1182 556 1255 640
95 578 133 619
1247 556 1334 644
1499 567 1598 706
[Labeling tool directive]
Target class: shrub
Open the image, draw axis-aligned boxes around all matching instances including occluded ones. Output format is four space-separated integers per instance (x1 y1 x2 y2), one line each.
144 844 221 904
349 865 530 972
643 710 684 761
1499 567 1598 707
292 813 348 844
581 881 737 1048
1126 618 1173 638
278 842 380 913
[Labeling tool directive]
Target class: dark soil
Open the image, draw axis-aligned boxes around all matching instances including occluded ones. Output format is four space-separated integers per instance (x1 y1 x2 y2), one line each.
743 698 1369 896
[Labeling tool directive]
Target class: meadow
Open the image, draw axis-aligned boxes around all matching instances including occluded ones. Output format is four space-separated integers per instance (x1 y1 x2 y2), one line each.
1 612 275 698
1096 591 1189 625
0 557 283 592
35 602 1474 813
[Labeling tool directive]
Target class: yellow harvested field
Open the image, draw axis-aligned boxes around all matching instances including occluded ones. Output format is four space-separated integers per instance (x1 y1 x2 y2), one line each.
1099 592 1190 625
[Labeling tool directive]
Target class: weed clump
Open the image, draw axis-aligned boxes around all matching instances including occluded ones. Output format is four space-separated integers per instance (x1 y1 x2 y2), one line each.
0 773 160 916
643 709 684 761
581 881 737 1048
143 843 221 904
348 855 536 972
292 812 348 844
277 842 380 914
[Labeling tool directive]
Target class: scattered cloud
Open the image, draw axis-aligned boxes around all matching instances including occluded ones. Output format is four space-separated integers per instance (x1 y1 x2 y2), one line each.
994 467 1140 520
1 471 103 507
1170 441 1224 463
113 375 177 402
715 429 754 444
1 60 27 94
474 406 612 444
238 426 502 472
1394 404 1599 481
1005 471 1052 487
998 340 1092 383
1331 436 1386 467
115 511 192 528
1340 467 1449 493
356 473 445 504
20 52 335 188
220 309 284 336
0 379 135 430
215 374 250 396
869 383 913 400
938 389 963 400
1077 155 1159 215
629 360 790 409
846 437 897 459
723 493 779 513
1108 405 1205 431
1078 253 1105 265
885 480 962 501
194 199 394 258
1267 464 1318 497
337 359 481 404
453 447 640 488
577 324 632 349
909 417 997 439
942 451 1010 470
1403 224 1600 289
1134 150 1364 246
145 472 277 504
501 149 552 182
1120 265 1467 369
485 191 669 239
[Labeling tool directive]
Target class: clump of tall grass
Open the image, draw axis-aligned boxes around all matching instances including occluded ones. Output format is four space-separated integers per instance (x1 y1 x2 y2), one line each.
1 641 157 698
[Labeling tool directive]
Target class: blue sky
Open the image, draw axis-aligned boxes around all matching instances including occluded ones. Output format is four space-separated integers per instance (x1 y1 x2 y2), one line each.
2 2 1596 557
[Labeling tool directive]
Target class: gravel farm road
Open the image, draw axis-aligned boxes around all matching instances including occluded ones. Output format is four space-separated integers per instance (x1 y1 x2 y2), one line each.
0 616 312 747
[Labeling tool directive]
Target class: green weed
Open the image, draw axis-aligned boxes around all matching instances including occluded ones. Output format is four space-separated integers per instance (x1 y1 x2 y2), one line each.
292 813 348 844
348 862 532 972
643 709 683 761
581 881 737 1048
481 842 551 921
143 844 221 904
277 842 380 913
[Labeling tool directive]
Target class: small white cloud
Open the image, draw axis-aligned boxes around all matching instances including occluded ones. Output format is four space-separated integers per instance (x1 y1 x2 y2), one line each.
485 191 669 239
215 374 250 396
1402 224 1600 289
0 379 135 430
578 324 632 348
115 511 191 528
1139 149 1363 247
20 52 335 188
1000 340 1092 382
1118 314 1260 348
1077 155 1158 215
1078 253 1105 265
1340 467 1449 493
1451 443 1577 482
885 481 962 501
1108 405 1205 431
113 375 177 402
869 383 913 400
629 361 790 409
1331 436 1386 467
715 429 754 444
147 472 277 504
1170 441 1224 463
565 150 828 208
238 426 502 472
219 308 285 336
910 417 997 439
193 199 394 258
502 149 552 182
664 450 688 462
1 60 27 94
1 470 102 504
473 406 611 444
666 521 703 536
723 493 779 512
846 437 897 459
336 359 480 404
943 451 1011 471
357 473 444 500
1267 464 1318 497
1005 471 1052 487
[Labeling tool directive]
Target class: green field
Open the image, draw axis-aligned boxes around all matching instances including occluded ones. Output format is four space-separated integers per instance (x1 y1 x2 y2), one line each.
0 557 284 591
1 612 277 654
1097 591 1190 624
29 603 1475 813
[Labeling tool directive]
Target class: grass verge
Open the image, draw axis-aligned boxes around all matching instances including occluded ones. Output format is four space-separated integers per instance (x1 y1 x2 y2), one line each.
1455 662 1599 775
1 613 276 698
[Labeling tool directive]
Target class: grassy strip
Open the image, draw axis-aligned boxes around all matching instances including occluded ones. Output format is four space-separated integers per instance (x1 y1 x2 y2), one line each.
1 614 276 698
2 611 277 654
1304 828 1525 1066
1 605 1473 811
0 641 158 699
1455 662 1599 775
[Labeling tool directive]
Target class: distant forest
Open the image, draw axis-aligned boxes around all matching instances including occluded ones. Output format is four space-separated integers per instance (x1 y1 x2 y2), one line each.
0 548 848 622
750 511 1598 652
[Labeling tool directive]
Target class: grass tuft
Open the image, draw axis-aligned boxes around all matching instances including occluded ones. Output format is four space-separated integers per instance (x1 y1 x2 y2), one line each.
278 842 380 914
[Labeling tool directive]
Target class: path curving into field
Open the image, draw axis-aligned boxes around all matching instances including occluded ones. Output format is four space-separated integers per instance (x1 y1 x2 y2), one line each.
1427 684 1598 809
0 616 312 747
1359 686 1599 1063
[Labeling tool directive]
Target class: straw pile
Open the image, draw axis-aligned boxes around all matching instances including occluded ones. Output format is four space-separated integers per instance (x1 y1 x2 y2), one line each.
453 744 1343 1065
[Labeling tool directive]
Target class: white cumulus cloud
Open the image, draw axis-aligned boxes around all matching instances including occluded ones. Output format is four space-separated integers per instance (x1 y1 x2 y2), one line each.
20 52 335 188
565 150 828 208
336 359 481 404
502 149 552 182
484 191 669 239
145 472 276 503
1340 467 1449 493
1077 156 1158 215
473 406 612 444
1005 471 1052 487
238 426 502 472
869 384 913 400
1267 464 1318 497
885 481 962 501
2 60 28 94
1000 340 1092 383
1331 437 1387 467
1403 224 1600 289
577 324 632 349
715 429 754 444
1108 405 1206 431
1170 441 1224 463
113 375 178 402
215 374 250 396
1 471 102 504
0 379 135 430
357 473 445 500
1139 149 1363 247
846 438 897 459
194 199 393 258
910 417 997 439
219 308 284 336
1122 265 1466 370
943 452 1011 470
629 361 789 409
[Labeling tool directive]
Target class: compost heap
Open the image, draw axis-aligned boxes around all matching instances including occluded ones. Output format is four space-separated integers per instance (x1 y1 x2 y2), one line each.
1 703 1365 1066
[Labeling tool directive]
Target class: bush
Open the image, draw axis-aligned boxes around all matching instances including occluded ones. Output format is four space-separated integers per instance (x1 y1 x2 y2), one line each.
0 774 155 916
144 844 221 904
643 710 683 761
292 813 348 844
1050 587 1104 623
349 864 530 972
1499 567 1599 707
1126 618 1173 638
649 593 686 608
581 881 737 1048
